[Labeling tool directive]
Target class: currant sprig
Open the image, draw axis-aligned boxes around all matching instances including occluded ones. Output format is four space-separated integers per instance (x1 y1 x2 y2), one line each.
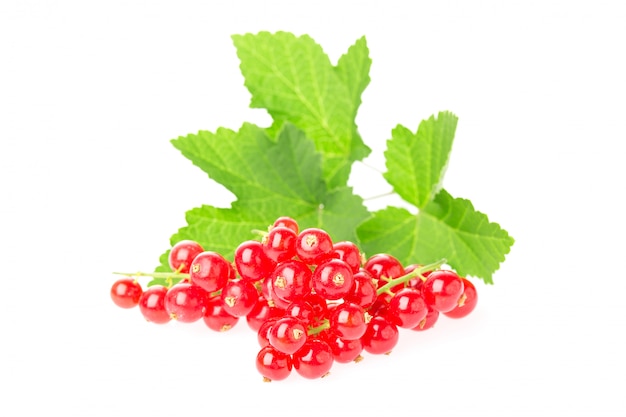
110 216 478 381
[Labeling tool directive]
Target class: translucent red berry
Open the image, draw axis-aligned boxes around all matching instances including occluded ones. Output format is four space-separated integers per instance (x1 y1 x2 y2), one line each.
329 301 367 340
263 226 297 263
295 228 334 265
272 216 299 234
220 279 259 317
312 258 354 300
164 282 209 323
268 316 308 354
362 315 399 355
292 338 334 379
189 251 232 293
203 294 239 332
138 285 170 324
422 269 465 313
332 241 362 274
387 287 428 329
443 277 477 319
234 240 276 282
256 345 292 382
110 278 143 309
168 240 204 273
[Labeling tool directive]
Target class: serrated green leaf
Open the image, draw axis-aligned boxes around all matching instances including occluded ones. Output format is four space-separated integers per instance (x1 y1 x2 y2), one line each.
153 122 371 280
356 189 514 284
384 111 458 208
232 31 371 188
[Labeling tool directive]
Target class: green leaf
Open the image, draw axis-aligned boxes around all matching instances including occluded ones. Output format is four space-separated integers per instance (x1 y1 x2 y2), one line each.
384 111 458 209
356 189 515 284
231 31 371 189
151 122 371 284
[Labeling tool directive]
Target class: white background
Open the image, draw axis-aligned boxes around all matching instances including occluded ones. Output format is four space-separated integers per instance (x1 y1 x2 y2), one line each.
1 1 625 416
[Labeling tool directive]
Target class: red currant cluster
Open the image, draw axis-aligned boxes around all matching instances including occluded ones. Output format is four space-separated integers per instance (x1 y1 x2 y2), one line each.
110 216 477 381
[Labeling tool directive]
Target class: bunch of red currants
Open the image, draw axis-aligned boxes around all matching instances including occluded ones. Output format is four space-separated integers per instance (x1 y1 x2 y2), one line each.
110 216 477 381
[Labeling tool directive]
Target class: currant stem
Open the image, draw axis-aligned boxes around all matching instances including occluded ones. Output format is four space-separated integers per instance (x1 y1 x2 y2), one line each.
375 258 447 296
307 319 330 336
112 271 191 280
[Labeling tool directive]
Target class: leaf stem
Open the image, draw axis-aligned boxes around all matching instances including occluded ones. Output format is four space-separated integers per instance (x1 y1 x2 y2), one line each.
375 258 447 296
363 190 396 201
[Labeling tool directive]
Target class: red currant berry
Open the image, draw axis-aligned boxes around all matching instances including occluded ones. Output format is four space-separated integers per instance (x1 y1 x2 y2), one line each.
138 285 170 324
302 293 329 322
262 276 291 310
443 277 478 319
364 253 405 290
256 345 292 382
189 251 232 293
312 259 354 300
411 304 439 331
362 315 399 355
203 295 239 332
168 240 204 273
344 269 377 309
332 241 362 274
110 278 143 309
368 292 393 318
270 259 313 303
246 296 283 332
268 316 308 355
295 228 334 265
234 240 276 282
164 282 209 323
387 287 428 329
284 300 316 325
257 318 278 348
326 332 364 364
422 269 465 313
220 279 259 317
329 302 367 340
292 339 334 379
263 226 297 263
272 216 299 234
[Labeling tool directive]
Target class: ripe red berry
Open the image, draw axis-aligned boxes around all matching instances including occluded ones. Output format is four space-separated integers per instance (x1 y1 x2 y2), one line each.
272 216 299 234
268 316 308 355
256 345 292 382
234 240 276 282
270 259 313 303
246 296 283 332
203 295 239 332
295 228 334 265
110 278 143 309
411 304 440 331
364 253 405 289
387 287 428 329
164 282 209 323
362 315 399 355
220 279 259 317
329 302 367 340
168 240 204 273
443 277 478 319
189 251 232 293
312 258 354 300
332 241 362 274
344 269 377 309
422 269 465 313
138 285 170 324
292 339 334 379
263 226 297 263
326 332 364 363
